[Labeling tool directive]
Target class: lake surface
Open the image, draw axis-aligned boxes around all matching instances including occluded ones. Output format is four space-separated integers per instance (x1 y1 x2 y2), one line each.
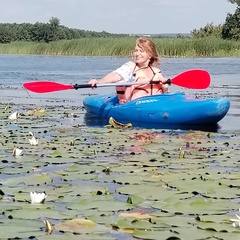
0 54 239 133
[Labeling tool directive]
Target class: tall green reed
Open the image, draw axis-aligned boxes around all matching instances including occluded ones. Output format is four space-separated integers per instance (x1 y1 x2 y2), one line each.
0 37 239 57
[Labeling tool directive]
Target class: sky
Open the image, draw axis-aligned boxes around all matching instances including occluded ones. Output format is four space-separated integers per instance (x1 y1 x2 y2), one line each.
0 0 237 34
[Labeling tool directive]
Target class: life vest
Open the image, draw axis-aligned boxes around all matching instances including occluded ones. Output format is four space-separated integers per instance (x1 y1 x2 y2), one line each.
117 83 164 104
116 63 163 104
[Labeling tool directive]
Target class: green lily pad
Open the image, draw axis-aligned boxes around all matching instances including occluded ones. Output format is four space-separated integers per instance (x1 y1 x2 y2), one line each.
1 102 240 239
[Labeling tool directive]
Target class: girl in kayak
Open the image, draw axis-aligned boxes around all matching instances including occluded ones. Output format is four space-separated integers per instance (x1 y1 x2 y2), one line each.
88 37 168 104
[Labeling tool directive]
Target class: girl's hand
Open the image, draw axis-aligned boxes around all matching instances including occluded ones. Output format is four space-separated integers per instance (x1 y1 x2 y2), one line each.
88 79 98 88
161 78 169 93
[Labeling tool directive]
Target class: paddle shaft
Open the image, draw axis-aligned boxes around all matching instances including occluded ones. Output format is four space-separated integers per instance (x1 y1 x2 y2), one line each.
72 80 170 89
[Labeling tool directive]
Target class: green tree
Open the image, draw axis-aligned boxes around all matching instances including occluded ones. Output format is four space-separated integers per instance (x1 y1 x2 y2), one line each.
14 24 32 41
49 17 60 41
222 7 240 40
228 0 240 6
31 22 54 42
49 17 60 30
191 23 223 38
0 25 11 43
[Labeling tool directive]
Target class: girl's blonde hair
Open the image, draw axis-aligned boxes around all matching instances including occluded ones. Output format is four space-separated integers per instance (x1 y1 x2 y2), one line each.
136 37 160 66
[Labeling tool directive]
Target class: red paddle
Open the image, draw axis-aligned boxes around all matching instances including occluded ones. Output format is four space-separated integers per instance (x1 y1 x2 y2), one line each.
23 69 210 93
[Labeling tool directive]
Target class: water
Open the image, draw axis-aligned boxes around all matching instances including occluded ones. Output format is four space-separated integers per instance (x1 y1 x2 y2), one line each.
0 54 239 133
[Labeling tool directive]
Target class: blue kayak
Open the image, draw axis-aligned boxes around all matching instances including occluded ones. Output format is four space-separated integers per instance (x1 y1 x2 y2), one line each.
83 92 230 126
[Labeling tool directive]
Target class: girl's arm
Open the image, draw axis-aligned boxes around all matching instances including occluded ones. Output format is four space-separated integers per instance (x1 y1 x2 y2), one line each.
88 72 122 87
88 61 133 88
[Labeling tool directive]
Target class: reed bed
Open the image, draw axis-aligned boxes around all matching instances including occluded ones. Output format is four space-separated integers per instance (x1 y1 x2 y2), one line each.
0 37 239 57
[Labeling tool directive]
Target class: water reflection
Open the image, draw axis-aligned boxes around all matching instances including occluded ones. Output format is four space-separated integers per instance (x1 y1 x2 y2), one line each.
84 113 220 132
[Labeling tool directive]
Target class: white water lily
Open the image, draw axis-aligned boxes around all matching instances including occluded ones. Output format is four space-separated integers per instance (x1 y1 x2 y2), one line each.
28 132 38 146
230 209 240 228
9 111 20 120
30 191 47 204
12 148 23 157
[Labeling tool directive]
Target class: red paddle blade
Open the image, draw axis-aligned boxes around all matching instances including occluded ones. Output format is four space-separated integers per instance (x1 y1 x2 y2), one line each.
171 69 210 89
23 81 74 93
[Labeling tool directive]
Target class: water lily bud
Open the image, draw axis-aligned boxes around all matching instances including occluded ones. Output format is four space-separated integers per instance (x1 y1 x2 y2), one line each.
9 111 20 120
12 148 23 157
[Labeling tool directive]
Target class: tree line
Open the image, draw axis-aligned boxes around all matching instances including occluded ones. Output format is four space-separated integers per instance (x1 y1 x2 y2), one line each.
0 17 127 44
0 1 239 44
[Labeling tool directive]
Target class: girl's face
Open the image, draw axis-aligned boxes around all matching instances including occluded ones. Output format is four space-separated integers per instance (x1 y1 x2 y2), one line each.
133 45 150 66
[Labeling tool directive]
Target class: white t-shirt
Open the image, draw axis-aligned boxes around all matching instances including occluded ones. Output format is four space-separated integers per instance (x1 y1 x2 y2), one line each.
112 63 135 83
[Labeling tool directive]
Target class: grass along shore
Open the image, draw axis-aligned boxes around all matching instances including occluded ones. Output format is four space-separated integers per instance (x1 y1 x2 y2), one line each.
0 37 240 57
